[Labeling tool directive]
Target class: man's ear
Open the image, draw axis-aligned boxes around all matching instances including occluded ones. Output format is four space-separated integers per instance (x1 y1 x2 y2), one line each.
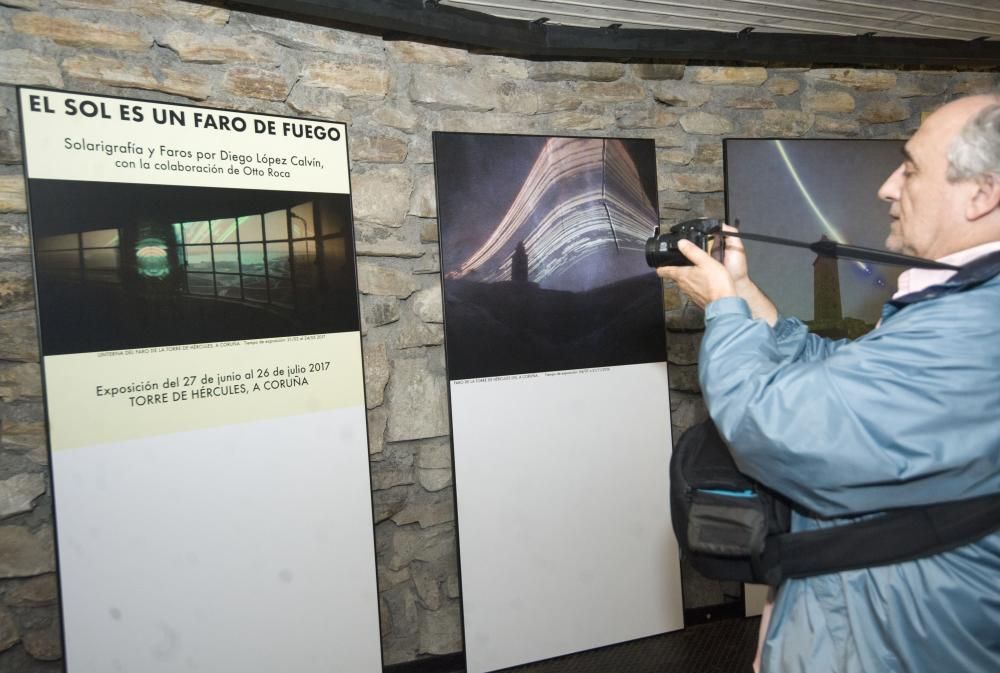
966 173 1000 221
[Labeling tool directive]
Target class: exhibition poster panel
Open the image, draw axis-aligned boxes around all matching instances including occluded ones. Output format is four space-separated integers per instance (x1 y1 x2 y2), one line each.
724 139 906 330
18 88 382 673
434 133 684 673
724 138 906 618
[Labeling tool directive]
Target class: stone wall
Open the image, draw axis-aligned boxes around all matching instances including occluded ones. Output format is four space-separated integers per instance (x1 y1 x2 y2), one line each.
0 0 997 668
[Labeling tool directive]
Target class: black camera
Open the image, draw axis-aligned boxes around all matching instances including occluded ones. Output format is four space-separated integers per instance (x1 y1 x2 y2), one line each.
645 217 725 267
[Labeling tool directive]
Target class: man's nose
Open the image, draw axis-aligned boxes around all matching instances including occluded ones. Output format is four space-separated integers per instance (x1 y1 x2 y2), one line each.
877 164 904 202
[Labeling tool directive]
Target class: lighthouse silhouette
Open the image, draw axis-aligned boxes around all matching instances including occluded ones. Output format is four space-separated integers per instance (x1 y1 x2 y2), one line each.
812 235 843 323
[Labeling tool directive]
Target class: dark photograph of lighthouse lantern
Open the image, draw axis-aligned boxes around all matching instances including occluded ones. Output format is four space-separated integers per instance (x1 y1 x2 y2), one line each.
433 133 666 381
724 138 906 339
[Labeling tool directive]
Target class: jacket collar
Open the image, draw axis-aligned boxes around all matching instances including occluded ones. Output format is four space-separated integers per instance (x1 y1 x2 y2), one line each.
882 249 1000 320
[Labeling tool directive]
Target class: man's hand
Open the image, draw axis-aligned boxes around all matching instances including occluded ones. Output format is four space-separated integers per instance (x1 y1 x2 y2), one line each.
719 223 750 289
657 223 779 324
656 238 737 309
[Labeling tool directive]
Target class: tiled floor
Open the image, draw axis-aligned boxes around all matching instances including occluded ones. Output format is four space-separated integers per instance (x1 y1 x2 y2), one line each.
385 616 760 673
500 617 760 673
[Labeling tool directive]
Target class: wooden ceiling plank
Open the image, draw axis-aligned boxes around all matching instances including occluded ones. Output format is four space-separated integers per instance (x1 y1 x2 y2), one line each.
232 0 1000 64
445 0 995 38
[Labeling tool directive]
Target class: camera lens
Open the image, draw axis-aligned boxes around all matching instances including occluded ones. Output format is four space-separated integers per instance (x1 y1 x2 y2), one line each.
645 234 691 268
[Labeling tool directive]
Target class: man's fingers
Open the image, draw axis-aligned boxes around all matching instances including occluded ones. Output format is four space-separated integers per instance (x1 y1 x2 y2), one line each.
657 240 719 278
656 265 682 281
677 238 715 265
656 263 697 283
721 223 745 252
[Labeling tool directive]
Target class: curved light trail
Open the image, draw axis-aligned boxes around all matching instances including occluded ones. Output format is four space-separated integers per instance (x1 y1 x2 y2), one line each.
773 139 848 245
773 139 884 286
447 137 656 287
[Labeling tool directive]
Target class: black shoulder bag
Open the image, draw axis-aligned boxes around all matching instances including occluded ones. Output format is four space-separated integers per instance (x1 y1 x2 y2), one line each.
670 419 1000 586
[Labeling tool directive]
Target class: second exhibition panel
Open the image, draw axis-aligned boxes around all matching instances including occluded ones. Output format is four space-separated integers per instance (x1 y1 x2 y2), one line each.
434 132 684 673
724 138 906 618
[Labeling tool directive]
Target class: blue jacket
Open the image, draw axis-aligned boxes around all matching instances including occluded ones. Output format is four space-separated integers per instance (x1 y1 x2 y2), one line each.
699 257 1000 673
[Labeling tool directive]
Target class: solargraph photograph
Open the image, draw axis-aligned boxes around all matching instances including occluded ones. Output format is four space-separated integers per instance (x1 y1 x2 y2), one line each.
725 138 905 338
433 133 665 381
28 179 358 356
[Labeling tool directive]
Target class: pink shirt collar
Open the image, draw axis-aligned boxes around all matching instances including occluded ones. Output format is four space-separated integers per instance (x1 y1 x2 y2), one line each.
892 241 1000 299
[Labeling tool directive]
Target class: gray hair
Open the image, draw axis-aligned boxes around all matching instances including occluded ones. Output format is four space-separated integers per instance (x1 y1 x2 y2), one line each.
947 100 1000 182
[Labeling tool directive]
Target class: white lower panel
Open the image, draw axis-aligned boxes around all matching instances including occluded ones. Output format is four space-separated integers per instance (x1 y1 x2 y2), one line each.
52 407 381 673
745 583 769 617
451 362 683 673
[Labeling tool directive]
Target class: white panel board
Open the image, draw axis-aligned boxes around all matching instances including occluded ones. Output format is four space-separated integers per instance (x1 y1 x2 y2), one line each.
53 408 380 673
452 363 683 673
745 583 770 618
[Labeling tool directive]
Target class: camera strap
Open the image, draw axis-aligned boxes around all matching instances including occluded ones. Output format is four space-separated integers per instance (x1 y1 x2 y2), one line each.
722 230 961 271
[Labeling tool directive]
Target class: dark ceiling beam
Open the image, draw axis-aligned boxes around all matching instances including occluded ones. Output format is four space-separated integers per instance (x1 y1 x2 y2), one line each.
230 0 1000 66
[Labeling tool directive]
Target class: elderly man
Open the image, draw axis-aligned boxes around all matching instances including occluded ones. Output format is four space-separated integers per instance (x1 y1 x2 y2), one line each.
659 94 1000 673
